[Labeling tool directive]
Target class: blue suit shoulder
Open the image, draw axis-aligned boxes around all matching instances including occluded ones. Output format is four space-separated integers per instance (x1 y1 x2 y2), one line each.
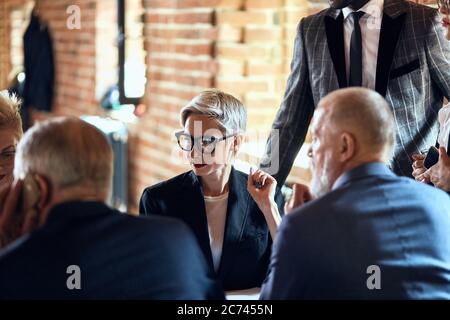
285 173 450 227
396 175 450 203
0 203 224 300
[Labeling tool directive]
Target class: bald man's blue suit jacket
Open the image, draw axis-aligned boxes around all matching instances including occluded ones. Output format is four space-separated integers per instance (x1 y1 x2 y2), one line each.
261 163 450 299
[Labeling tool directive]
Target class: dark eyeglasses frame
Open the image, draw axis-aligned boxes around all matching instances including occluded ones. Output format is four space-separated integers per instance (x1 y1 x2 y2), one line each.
175 131 236 153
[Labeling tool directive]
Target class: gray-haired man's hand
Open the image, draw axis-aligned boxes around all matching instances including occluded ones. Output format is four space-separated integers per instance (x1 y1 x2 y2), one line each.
0 180 38 248
284 183 313 214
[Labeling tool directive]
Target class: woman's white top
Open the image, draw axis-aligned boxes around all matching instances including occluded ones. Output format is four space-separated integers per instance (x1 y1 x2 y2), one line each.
438 103 450 151
204 192 229 273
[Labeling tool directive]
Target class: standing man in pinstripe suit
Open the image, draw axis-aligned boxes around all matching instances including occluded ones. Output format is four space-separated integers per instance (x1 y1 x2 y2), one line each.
261 0 450 184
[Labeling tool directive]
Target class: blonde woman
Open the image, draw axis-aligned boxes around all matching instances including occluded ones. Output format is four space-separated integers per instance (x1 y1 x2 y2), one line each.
0 91 22 203
140 89 284 291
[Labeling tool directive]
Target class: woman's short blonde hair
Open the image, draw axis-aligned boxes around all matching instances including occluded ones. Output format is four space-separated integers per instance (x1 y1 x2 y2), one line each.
0 90 22 134
180 89 247 133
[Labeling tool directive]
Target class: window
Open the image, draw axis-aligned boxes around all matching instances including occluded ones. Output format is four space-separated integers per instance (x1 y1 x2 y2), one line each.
118 0 146 105
9 3 32 81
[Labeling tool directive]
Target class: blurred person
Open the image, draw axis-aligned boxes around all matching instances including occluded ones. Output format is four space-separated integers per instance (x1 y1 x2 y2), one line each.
0 91 22 205
0 117 223 300
260 88 450 299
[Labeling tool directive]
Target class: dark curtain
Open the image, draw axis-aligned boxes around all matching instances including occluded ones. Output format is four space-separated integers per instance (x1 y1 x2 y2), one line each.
23 12 54 119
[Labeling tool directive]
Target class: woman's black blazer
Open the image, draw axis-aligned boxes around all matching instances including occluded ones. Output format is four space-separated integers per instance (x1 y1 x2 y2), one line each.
139 167 284 291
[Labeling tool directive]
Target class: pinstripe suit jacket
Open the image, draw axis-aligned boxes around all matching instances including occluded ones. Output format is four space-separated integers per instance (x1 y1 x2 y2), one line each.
262 0 450 184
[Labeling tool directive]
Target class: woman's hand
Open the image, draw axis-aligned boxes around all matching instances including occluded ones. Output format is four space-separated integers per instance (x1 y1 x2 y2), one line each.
247 168 280 240
247 168 277 214
412 153 430 183
423 147 450 192
440 5 450 40
0 180 39 248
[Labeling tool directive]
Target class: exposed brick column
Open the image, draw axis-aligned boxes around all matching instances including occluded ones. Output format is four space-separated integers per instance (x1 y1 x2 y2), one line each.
0 0 30 89
128 0 222 212
34 0 98 118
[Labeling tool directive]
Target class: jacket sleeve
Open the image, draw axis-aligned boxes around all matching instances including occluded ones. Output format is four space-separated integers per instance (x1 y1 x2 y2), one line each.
259 215 300 299
425 10 450 100
260 18 315 185
139 188 160 216
275 186 285 217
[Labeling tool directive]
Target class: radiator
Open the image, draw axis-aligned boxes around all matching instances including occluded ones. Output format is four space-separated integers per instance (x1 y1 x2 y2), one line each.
81 116 128 212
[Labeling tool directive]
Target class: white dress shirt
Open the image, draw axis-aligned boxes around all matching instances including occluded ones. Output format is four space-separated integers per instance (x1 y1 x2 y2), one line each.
204 192 229 273
342 0 384 89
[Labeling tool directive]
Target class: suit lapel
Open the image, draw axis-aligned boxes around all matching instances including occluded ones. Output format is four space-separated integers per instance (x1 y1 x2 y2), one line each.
182 171 215 270
375 1 407 95
447 132 450 155
217 168 250 281
324 11 347 89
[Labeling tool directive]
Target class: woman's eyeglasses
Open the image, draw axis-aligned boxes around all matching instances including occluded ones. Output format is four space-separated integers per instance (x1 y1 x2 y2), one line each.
175 131 235 154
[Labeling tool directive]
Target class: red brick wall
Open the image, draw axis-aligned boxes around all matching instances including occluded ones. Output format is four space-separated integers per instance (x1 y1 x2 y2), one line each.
37 0 99 117
0 0 102 119
215 0 322 185
128 0 219 212
0 0 31 89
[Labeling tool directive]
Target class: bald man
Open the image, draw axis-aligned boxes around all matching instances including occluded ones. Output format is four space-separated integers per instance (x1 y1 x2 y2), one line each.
260 88 450 299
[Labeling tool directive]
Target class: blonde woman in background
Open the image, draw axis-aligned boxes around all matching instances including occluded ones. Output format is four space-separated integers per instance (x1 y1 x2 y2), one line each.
0 91 23 203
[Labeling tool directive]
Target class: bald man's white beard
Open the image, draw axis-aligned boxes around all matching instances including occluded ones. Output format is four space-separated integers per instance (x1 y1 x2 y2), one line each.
310 160 336 199
310 173 331 199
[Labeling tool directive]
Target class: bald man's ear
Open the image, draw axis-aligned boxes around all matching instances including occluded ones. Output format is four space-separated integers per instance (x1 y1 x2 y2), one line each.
339 132 356 162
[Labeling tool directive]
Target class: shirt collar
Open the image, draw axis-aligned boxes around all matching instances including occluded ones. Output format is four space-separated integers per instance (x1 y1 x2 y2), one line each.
332 162 395 190
342 0 384 20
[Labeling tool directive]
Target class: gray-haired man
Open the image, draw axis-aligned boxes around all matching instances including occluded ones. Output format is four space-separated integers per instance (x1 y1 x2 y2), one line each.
0 117 223 300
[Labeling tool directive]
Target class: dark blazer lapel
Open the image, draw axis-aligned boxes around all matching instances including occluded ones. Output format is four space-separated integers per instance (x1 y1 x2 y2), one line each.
375 2 407 96
182 171 215 270
447 132 450 156
217 167 250 280
324 11 347 89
